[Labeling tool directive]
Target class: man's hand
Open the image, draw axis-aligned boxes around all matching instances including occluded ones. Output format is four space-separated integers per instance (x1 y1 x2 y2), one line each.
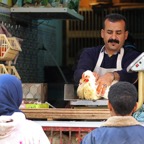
96 72 115 96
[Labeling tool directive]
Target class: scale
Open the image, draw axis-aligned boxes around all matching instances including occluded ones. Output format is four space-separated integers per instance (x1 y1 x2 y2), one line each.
127 52 144 110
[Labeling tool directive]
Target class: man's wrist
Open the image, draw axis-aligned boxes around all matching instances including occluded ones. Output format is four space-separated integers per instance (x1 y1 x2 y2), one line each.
111 72 115 81
112 72 120 81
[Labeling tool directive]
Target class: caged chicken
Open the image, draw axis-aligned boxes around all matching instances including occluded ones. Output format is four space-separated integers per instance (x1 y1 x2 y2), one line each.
77 70 117 100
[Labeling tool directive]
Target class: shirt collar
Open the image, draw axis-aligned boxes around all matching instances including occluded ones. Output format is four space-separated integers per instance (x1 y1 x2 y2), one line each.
101 45 121 55
101 116 141 127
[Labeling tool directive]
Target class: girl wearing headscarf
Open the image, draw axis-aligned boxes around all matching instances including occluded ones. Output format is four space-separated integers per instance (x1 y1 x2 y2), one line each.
0 74 50 144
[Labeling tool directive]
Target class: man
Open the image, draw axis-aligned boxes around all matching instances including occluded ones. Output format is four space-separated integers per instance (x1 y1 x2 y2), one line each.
81 81 144 144
74 13 140 96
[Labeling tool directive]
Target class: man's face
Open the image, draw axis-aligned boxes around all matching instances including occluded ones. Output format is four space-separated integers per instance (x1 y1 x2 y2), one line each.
101 19 128 52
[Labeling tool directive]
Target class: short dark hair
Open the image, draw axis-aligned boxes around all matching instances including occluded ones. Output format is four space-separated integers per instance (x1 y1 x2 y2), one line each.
103 13 127 31
108 81 137 116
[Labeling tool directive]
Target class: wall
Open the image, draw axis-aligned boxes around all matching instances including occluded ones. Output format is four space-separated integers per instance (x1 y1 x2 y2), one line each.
37 20 63 82
65 8 144 65
0 9 63 83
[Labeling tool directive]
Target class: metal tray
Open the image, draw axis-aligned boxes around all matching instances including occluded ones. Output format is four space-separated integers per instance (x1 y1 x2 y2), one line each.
64 84 108 106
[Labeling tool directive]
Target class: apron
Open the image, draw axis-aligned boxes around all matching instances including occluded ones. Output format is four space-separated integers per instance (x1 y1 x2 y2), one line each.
93 46 124 76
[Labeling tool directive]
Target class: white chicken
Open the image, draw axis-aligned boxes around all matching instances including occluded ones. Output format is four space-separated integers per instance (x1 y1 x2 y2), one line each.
76 78 85 99
77 70 98 100
77 70 117 100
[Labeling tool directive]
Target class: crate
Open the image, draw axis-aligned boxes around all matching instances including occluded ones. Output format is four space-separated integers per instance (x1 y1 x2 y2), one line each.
45 126 94 144
0 64 8 74
0 64 20 79
0 34 22 79
5 66 21 79
0 34 22 61
28 117 105 144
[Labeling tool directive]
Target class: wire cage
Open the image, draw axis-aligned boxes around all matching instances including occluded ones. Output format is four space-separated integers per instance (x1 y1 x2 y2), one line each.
0 34 22 61
0 34 22 79
44 126 94 144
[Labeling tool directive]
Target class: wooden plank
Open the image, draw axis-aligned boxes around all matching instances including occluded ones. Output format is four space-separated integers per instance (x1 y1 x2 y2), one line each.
120 5 144 10
21 108 110 120
113 3 144 6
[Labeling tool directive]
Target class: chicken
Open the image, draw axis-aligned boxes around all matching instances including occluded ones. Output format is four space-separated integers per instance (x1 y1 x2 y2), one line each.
46 131 69 144
77 70 117 100
76 78 85 99
77 70 99 100
83 70 100 100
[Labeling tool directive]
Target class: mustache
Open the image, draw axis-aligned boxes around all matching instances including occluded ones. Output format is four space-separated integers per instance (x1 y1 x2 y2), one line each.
108 39 119 44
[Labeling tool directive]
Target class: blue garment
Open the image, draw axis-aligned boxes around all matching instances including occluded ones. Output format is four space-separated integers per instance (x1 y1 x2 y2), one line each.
81 116 144 144
133 105 144 122
0 74 22 116
74 46 141 84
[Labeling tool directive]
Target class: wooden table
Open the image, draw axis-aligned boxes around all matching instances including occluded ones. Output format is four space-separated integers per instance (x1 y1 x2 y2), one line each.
21 108 110 121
